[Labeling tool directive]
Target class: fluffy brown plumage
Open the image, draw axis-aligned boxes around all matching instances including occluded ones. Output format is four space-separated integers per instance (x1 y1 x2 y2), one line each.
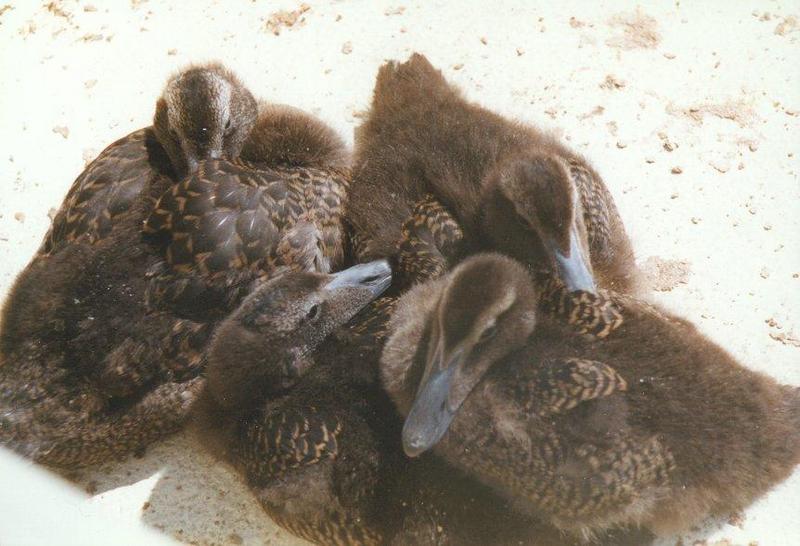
1 214 207 466
350 53 638 293
381 254 800 539
194 260 396 546
0 72 351 467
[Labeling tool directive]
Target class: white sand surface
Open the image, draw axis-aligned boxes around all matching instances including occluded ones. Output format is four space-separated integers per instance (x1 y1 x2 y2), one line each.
1 1 798 545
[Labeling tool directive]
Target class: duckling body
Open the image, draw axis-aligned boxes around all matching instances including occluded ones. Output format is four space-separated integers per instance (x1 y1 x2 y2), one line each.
382 254 800 538
0 71 350 467
1 215 207 466
351 53 638 293
142 156 350 321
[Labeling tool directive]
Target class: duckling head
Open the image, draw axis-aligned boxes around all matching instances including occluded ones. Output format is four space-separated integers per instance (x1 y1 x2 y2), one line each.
402 254 536 457
206 260 392 411
482 154 596 293
154 62 258 176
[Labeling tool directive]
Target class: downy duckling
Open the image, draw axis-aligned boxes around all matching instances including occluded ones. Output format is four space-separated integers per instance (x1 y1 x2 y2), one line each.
0 221 207 467
381 254 800 539
350 53 638 294
195 259 396 545
0 73 350 467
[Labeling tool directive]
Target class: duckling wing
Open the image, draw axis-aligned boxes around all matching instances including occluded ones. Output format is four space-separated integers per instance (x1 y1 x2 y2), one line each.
538 281 625 339
533 358 628 414
567 158 638 291
41 128 169 255
530 435 674 534
236 397 385 546
143 160 348 318
396 194 464 286
237 404 342 483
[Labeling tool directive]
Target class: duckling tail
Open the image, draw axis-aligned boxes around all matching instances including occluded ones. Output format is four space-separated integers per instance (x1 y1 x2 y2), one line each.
372 53 451 112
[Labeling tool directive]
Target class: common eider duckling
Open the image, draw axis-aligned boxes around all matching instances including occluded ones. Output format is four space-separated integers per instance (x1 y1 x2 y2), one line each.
0 73 350 467
381 253 800 539
195 259 396 545
350 53 639 294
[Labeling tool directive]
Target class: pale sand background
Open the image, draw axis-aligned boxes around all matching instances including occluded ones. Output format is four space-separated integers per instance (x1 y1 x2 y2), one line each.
1 1 799 545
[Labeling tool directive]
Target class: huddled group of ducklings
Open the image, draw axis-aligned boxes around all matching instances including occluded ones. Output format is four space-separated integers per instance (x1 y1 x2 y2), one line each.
1 54 798 546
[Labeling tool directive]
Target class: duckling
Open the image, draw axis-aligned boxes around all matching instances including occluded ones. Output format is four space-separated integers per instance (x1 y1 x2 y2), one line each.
41 62 259 256
381 253 800 539
350 53 638 294
1 85 350 467
195 259 396 544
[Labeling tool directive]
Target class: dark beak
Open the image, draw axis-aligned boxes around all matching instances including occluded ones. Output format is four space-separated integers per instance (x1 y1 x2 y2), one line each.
402 344 464 457
553 226 596 294
323 259 392 298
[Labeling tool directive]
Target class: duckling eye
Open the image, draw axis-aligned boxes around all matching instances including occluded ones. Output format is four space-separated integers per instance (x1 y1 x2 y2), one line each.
225 119 232 131
306 304 321 322
478 324 497 344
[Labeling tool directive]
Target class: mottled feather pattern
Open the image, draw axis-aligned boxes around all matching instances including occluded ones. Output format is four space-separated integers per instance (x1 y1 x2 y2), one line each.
531 358 628 414
143 159 349 316
268 509 382 546
454 398 673 529
397 194 464 285
41 129 171 255
237 405 342 484
535 272 625 339
0 338 203 467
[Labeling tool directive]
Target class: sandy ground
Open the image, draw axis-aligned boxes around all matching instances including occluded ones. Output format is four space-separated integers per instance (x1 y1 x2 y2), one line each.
1 1 799 545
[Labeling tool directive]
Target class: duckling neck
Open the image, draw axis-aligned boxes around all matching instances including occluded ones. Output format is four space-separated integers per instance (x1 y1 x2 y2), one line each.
205 344 301 413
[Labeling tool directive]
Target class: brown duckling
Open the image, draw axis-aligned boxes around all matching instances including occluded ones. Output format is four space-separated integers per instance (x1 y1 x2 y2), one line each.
195 259 396 545
41 62 259 256
381 253 800 539
0 83 350 468
0 220 207 467
350 53 638 294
